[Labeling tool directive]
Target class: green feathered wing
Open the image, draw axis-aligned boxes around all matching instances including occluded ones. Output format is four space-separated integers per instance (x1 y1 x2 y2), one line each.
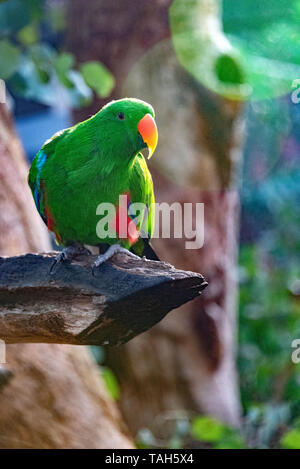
129 153 158 259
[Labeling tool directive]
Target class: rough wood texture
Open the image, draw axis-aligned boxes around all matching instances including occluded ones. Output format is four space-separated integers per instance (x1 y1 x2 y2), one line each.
0 252 207 345
0 103 133 449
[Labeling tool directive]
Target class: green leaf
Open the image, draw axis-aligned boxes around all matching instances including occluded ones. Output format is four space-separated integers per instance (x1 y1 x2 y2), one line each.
55 52 74 72
17 24 39 45
191 416 226 443
101 367 120 400
54 52 75 87
80 61 115 98
0 39 20 79
281 429 300 449
215 54 245 85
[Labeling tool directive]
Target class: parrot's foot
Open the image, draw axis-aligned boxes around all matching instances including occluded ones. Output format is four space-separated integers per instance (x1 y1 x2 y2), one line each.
50 243 91 275
92 244 140 275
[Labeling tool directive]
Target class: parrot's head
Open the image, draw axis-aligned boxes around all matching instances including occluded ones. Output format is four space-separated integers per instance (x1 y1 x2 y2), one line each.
96 98 158 161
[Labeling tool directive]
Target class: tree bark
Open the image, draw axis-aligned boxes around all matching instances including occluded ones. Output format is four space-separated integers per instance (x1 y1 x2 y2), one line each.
0 103 133 448
66 0 243 436
0 252 207 345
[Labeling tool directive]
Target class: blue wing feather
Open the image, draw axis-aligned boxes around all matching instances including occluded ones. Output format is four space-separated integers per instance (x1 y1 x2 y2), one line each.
28 150 48 224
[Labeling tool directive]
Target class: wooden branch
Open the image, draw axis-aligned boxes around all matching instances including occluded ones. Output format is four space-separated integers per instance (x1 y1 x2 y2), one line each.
0 252 207 346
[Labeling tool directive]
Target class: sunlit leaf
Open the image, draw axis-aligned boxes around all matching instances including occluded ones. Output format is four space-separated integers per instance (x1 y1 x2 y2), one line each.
191 416 226 442
54 52 75 88
281 429 300 449
17 24 39 45
80 61 115 98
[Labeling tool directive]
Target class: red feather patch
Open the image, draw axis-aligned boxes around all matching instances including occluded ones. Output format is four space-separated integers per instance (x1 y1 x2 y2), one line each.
111 193 139 246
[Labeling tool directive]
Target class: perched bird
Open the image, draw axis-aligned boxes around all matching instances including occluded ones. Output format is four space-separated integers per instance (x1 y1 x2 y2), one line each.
28 98 159 272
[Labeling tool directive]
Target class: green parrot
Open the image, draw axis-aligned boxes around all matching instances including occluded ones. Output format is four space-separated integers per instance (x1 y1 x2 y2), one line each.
28 98 159 272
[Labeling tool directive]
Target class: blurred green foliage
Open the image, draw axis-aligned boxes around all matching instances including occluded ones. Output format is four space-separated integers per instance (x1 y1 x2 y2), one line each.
237 91 300 449
80 61 115 99
280 419 300 449
191 416 246 449
0 0 114 107
169 0 249 100
191 416 225 442
238 245 300 447
170 0 300 100
238 245 300 411
136 414 246 449
222 0 300 100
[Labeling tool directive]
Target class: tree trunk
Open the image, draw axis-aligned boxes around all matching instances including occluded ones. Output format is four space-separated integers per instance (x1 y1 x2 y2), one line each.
0 103 133 448
66 0 243 437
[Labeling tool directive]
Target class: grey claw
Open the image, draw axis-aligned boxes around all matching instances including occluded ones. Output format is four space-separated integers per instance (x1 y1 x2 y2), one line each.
49 252 65 275
49 243 91 275
92 244 140 275
49 260 57 276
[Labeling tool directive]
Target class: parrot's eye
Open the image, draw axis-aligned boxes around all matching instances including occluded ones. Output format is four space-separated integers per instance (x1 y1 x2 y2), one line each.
118 112 125 120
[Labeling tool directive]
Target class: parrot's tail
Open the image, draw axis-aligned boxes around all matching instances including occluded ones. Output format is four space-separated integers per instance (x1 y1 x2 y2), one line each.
131 238 160 261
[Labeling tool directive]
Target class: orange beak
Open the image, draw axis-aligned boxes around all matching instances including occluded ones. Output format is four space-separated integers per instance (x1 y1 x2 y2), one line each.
137 113 158 159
